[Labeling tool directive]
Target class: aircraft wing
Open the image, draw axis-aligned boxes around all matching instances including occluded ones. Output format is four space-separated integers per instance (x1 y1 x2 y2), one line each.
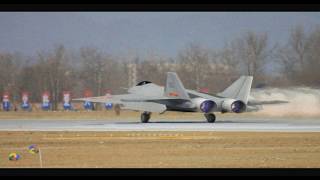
72 95 123 104
72 94 170 113
121 102 166 113
73 94 186 103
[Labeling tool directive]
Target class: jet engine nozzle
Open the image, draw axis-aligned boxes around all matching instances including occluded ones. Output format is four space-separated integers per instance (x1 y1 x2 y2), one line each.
222 99 246 113
200 100 217 113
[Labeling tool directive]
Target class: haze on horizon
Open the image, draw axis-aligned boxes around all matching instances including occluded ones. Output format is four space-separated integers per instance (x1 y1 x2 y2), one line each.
1 12 320 59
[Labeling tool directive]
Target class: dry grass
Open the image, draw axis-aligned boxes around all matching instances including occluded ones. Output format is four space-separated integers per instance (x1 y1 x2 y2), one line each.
1 131 320 168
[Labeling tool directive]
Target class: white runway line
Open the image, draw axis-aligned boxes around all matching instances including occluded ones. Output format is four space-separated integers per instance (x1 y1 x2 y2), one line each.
0 117 320 132
39 148 43 168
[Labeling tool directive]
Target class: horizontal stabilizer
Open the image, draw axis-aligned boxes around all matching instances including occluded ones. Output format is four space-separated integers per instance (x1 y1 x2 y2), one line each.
248 100 289 106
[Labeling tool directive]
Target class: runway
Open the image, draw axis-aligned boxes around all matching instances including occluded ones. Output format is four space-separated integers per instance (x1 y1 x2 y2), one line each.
0 117 320 132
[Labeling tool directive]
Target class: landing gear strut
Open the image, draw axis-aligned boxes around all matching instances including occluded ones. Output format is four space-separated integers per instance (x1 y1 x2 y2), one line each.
141 111 151 123
204 113 216 123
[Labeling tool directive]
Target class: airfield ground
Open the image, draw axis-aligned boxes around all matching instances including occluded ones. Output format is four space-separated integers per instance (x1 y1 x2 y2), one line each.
0 110 316 120
0 111 320 168
1 131 320 168
0 110 226 120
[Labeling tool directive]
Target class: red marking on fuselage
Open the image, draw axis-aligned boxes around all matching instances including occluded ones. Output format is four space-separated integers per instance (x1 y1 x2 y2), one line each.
106 93 112 99
169 92 179 97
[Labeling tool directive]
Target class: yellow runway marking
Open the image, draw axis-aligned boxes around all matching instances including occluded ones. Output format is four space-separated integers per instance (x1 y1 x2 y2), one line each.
41 135 221 140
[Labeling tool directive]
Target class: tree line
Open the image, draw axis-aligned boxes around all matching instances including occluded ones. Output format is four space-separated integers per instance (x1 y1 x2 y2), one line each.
1 26 320 110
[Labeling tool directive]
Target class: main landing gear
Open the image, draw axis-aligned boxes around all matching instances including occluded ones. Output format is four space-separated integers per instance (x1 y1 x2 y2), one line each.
204 113 216 123
140 112 215 123
141 111 151 123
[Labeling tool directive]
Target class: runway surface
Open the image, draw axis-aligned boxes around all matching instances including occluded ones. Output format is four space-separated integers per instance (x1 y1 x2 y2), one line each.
0 117 320 132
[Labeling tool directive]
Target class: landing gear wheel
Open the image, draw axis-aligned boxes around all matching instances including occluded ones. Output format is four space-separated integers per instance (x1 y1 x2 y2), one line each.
141 112 151 123
205 113 216 123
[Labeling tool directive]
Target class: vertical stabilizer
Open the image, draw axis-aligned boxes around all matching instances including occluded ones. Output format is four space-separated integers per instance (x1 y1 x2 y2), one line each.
164 72 190 100
217 76 253 104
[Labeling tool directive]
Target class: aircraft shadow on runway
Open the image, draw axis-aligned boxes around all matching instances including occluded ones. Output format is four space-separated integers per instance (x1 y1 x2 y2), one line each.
146 121 265 124
84 120 266 125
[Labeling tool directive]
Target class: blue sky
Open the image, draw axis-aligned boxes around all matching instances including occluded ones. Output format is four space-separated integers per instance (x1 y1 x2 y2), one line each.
1 12 320 59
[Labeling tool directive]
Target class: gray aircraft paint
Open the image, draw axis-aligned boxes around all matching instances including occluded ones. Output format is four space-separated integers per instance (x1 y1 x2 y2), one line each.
75 72 253 113
73 72 286 122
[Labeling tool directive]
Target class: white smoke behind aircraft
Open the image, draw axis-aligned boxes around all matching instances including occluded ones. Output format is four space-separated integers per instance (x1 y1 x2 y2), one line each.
250 87 320 117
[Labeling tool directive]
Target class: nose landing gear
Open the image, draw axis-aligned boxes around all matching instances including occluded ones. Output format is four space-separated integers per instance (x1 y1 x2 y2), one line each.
141 111 151 123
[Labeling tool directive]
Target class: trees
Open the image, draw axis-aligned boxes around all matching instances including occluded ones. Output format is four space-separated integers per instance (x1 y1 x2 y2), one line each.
79 47 107 96
136 54 172 86
303 27 320 86
79 47 128 96
177 43 211 90
235 32 271 86
212 42 243 91
277 25 309 85
212 32 272 89
277 26 320 87
0 52 20 102
44 45 73 110
17 63 43 102
1 25 320 109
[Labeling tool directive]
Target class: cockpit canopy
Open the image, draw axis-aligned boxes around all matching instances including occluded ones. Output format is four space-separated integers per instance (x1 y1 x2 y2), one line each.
136 81 152 86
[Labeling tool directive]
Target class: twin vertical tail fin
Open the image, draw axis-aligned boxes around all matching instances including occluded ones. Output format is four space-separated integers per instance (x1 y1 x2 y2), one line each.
164 72 190 100
164 72 252 104
217 76 253 104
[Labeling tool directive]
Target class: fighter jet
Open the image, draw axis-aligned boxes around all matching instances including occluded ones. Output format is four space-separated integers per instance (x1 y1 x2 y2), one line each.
73 72 286 123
